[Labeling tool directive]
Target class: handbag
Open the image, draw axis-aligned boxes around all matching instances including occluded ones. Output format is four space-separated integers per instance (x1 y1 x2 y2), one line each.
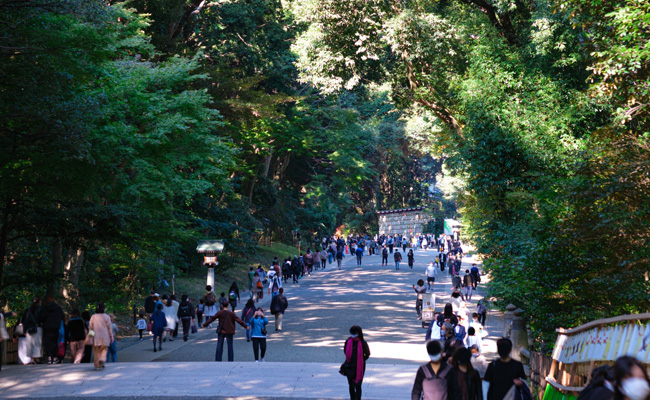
216 324 223 334
14 322 24 336
191 323 198 334
339 361 354 378
57 342 66 359
261 328 267 336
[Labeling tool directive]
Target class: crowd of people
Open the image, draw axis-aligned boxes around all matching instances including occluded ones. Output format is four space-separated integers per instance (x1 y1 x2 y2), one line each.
2 232 647 400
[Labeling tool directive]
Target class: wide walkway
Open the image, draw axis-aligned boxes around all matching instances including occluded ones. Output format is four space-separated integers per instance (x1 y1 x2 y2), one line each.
0 246 504 399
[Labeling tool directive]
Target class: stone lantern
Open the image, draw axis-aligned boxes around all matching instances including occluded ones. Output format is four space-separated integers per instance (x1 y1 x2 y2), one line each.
196 240 225 288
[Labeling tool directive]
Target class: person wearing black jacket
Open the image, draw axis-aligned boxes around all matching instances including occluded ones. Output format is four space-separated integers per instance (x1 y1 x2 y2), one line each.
411 340 461 400
177 294 196 342
66 309 86 363
452 347 483 400
38 296 64 364
270 288 288 332
18 297 42 365
144 292 156 316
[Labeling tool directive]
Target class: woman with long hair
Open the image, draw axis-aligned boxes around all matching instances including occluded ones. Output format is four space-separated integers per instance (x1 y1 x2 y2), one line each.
452 347 483 400
343 325 371 400
240 298 256 342
436 303 459 329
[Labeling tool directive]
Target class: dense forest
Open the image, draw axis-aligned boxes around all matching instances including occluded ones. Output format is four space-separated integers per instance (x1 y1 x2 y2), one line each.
1 0 649 350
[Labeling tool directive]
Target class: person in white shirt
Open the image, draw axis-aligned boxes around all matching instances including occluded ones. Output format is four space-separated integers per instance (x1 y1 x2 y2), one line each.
466 326 482 351
425 262 438 290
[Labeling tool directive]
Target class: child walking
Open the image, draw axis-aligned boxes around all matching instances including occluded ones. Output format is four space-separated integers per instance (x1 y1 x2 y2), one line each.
136 314 147 340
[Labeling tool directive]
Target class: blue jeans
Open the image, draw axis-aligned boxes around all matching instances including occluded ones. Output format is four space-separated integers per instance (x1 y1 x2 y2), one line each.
395 261 400 270
328 254 333 263
216 333 234 361
106 340 117 362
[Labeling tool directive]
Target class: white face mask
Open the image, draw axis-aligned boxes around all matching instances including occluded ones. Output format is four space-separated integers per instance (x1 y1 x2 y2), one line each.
350 334 358 338
472 353 480 358
621 377 650 400
429 354 442 362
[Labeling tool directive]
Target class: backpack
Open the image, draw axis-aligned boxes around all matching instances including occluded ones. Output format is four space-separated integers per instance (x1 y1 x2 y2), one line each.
419 363 451 400
179 304 191 318
205 292 216 306
272 277 279 292
229 291 237 300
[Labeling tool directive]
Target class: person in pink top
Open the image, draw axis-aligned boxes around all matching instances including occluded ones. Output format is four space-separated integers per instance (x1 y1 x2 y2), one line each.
88 302 114 371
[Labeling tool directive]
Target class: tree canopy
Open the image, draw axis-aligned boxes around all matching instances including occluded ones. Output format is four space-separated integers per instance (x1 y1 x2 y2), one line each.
2 0 648 349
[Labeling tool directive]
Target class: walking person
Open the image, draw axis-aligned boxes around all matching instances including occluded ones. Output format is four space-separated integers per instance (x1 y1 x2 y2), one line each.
17 297 42 365
381 246 389 266
136 313 147 340
162 298 177 342
248 308 269 362
195 299 205 327
477 300 487 326
38 296 64 364
270 287 288 332
452 347 483 400
241 299 256 342
228 282 240 311
282 258 291 283
470 264 480 290
67 309 86 363
394 249 402 270
336 248 344 270
203 285 218 328
408 249 415 269
320 248 328 269
81 311 92 363
413 279 427 320
177 294 195 342
463 270 475 301
342 325 370 400
355 246 364 265
202 301 247 362
425 262 438 290
105 314 119 363
268 272 282 300
291 256 301 283
150 303 166 352
484 338 526 400
88 302 114 371
411 340 461 400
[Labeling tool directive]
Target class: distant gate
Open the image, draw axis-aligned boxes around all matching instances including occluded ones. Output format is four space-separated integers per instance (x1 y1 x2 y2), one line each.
378 207 428 236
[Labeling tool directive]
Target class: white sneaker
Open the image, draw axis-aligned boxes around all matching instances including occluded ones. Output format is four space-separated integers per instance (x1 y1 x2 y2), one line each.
261 358 265 362
255 360 259 363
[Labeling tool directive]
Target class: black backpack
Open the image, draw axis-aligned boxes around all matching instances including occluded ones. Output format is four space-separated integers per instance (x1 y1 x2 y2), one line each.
179 304 191 318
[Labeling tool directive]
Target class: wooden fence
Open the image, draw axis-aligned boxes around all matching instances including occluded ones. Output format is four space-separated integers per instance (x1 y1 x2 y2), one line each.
2 327 19 365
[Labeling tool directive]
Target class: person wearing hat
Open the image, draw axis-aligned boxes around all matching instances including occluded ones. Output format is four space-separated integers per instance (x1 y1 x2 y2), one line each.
411 340 461 400
441 322 463 363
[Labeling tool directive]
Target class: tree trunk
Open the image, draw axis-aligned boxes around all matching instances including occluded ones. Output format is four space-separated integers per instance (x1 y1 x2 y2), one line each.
0 197 10 290
60 246 84 307
48 236 63 298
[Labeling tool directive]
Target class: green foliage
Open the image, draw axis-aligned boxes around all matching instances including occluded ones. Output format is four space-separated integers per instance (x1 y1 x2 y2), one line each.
291 0 650 352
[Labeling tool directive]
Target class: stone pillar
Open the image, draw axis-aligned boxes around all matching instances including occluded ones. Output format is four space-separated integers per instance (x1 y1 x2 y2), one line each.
504 304 517 337
510 308 529 361
207 266 215 289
